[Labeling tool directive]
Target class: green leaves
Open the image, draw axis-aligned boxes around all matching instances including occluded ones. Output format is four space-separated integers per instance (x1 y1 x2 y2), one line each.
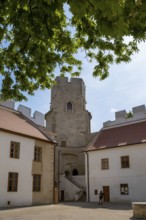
0 0 146 100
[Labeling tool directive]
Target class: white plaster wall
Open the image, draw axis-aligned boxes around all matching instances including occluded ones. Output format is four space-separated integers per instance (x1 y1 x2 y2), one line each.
0 131 34 207
86 144 146 203
72 176 86 188
85 154 89 201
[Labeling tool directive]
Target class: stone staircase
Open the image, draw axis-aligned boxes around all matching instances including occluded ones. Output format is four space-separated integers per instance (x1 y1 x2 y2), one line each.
65 176 86 201
78 193 86 202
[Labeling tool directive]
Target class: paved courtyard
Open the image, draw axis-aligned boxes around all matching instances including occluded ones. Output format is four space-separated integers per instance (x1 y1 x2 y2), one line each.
0 202 134 220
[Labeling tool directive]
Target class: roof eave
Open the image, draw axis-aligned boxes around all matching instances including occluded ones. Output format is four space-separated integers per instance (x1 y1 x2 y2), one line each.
84 141 144 152
0 128 56 145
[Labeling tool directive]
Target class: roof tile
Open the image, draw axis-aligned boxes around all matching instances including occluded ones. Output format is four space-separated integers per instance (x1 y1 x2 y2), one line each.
0 106 56 143
86 121 146 151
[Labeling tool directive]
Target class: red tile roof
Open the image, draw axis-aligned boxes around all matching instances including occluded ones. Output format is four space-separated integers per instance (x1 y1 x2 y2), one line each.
85 120 146 151
0 105 56 143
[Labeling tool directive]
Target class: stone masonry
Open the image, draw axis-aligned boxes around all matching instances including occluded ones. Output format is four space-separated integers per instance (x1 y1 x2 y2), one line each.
45 77 94 175
45 77 96 200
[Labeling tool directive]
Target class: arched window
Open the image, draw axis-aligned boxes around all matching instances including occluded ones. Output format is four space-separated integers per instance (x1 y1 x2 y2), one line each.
67 102 72 111
72 169 78 176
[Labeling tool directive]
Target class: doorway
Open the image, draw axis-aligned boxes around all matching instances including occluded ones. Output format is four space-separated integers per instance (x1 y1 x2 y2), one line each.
103 186 110 202
61 190 64 201
72 169 78 176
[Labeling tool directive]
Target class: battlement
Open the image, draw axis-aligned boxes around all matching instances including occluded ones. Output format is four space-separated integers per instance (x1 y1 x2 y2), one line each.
55 76 68 85
51 77 85 105
0 100 45 126
55 76 84 86
103 105 146 128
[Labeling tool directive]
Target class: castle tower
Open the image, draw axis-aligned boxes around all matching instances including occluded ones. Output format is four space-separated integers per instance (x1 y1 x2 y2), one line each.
45 77 92 177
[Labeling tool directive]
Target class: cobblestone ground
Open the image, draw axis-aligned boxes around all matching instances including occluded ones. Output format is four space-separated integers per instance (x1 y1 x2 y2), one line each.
0 202 134 220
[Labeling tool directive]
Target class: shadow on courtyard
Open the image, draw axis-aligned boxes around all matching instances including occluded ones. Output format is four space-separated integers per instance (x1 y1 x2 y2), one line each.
59 201 132 211
0 201 132 212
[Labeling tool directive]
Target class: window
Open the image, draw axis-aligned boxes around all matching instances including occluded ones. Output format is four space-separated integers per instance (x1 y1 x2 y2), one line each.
34 146 42 162
61 141 66 147
121 156 129 168
94 189 98 195
67 102 72 111
120 184 129 195
72 169 78 176
33 175 41 192
10 141 20 158
8 172 18 192
101 158 109 170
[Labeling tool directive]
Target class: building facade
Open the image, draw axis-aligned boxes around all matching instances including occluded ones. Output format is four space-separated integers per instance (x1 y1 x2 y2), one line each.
0 105 56 207
85 105 146 203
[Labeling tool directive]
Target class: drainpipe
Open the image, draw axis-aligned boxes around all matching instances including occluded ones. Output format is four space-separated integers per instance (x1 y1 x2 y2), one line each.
53 143 58 204
58 149 61 202
53 143 56 204
85 151 90 202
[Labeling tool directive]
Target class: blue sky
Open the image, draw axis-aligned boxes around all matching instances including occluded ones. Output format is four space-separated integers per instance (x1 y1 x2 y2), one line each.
15 41 146 132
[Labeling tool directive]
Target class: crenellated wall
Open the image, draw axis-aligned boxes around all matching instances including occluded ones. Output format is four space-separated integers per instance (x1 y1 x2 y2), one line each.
0 100 45 126
103 105 146 128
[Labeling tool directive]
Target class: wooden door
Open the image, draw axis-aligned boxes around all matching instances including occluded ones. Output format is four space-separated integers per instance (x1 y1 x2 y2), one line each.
103 186 110 202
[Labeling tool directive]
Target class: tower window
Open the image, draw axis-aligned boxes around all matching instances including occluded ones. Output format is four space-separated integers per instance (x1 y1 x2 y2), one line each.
67 102 72 111
61 141 66 147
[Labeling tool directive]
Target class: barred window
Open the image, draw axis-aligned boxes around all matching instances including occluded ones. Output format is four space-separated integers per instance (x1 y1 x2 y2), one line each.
8 172 18 192
34 147 42 162
33 175 41 192
121 156 129 168
120 184 129 195
10 141 20 158
101 158 109 170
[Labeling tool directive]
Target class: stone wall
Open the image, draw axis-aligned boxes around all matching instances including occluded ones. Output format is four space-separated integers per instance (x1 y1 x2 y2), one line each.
45 77 92 176
103 105 146 128
32 140 54 205
0 100 45 126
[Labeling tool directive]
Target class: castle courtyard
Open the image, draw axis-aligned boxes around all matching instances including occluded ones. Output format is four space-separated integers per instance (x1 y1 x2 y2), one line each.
0 202 134 220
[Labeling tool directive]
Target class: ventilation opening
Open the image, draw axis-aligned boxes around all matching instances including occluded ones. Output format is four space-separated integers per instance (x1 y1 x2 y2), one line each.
7 201 11 205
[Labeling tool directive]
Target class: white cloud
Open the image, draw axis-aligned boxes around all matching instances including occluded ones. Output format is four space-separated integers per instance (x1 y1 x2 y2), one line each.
15 41 146 133
110 108 118 113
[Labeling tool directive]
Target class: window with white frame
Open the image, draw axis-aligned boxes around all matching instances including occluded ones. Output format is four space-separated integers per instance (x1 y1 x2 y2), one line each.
101 158 109 170
121 156 130 168
10 141 20 159
8 172 18 192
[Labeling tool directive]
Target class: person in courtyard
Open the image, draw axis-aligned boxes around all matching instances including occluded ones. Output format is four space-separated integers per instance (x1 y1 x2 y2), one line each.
99 190 104 205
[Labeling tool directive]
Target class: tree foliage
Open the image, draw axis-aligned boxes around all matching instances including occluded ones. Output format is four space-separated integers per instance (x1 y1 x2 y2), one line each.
0 0 146 100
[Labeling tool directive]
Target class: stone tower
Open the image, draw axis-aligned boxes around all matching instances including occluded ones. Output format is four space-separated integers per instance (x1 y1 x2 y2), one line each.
45 76 92 179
